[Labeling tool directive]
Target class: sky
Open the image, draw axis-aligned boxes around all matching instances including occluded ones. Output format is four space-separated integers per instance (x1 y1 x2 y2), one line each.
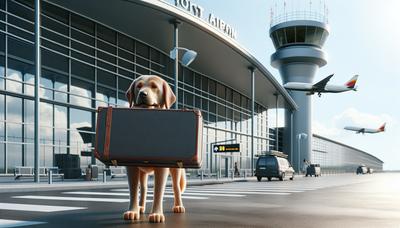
165 0 400 170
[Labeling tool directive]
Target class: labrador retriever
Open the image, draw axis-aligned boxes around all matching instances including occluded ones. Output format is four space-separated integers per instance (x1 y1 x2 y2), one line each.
123 75 186 223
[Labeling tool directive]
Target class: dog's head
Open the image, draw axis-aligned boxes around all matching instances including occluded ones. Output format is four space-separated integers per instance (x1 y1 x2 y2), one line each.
125 75 176 109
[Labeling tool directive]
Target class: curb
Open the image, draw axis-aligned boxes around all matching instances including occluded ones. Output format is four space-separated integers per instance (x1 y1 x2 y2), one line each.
0 178 253 194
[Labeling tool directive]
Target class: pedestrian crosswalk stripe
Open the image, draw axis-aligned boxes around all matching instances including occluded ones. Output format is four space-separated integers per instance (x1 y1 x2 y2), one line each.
193 185 320 189
12 195 130 203
62 192 209 200
0 219 46 228
146 190 246 197
111 187 309 193
187 187 318 191
176 190 292 195
0 203 86 212
186 187 311 192
110 188 292 195
187 188 305 193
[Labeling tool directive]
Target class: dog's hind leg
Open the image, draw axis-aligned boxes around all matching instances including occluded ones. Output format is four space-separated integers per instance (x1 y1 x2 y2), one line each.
149 167 168 223
123 166 140 220
170 168 185 213
139 171 148 214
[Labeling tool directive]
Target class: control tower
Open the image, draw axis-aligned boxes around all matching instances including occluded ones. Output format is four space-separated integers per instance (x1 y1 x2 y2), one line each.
269 2 329 172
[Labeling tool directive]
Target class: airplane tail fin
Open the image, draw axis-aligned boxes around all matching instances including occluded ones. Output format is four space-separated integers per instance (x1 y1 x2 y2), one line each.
345 75 358 89
378 123 386 132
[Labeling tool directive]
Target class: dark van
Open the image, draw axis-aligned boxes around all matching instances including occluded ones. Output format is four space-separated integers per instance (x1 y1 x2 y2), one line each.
255 152 295 182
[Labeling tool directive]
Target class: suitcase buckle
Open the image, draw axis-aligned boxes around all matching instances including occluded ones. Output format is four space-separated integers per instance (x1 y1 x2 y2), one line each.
111 160 118 166
177 161 183 168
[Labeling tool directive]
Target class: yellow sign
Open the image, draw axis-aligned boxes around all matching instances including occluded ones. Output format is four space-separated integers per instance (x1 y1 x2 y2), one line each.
213 144 240 153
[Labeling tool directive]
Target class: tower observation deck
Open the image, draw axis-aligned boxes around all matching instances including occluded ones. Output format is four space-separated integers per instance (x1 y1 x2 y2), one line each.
269 0 329 172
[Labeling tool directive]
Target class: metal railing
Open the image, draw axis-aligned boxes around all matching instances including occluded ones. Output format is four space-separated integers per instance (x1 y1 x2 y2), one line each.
271 11 328 27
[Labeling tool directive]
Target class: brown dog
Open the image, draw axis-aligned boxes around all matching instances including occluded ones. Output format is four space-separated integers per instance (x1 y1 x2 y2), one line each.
123 75 186 223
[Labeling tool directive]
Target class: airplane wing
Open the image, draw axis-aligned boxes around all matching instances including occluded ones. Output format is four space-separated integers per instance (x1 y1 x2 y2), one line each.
312 74 334 91
356 128 365 134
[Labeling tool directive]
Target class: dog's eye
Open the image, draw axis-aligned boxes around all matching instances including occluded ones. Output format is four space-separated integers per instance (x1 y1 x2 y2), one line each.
151 84 158 89
137 83 143 89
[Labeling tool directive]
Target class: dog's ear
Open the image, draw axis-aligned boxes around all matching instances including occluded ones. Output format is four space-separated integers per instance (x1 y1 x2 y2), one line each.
125 80 136 108
162 80 176 109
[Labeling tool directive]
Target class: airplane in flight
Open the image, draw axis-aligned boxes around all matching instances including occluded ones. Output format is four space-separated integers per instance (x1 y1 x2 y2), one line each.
283 74 358 97
344 123 386 134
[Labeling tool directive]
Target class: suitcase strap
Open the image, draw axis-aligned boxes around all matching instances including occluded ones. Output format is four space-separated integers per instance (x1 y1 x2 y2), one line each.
103 106 113 160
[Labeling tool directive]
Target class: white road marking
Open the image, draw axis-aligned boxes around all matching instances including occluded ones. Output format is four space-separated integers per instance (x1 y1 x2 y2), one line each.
146 190 246 197
111 188 305 193
12 195 130 203
0 202 86 212
110 188 291 195
185 188 304 194
111 187 316 193
62 192 209 200
187 187 318 191
0 219 45 228
176 190 292 195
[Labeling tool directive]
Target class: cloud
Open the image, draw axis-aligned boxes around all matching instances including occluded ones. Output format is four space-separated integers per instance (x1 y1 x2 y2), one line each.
312 121 340 137
333 107 396 129
312 107 397 138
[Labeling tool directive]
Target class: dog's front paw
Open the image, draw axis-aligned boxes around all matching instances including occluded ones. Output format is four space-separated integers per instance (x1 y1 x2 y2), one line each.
139 206 145 214
172 205 185 213
148 213 165 223
123 210 140 220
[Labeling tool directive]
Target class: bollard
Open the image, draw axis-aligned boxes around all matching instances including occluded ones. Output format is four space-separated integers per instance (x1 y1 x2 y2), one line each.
103 170 107 183
200 170 204 181
231 170 234 180
48 169 53 184
244 170 246 179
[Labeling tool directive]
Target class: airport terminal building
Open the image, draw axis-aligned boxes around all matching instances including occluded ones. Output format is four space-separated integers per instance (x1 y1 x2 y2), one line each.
0 0 382 176
312 134 383 172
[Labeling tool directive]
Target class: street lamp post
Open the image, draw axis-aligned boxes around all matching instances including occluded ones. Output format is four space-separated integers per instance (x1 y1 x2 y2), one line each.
34 0 41 183
169 43 197 110
297 133 308 174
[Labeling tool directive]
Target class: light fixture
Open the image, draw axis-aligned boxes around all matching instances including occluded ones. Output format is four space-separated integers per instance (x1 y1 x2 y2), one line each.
170 47 197 67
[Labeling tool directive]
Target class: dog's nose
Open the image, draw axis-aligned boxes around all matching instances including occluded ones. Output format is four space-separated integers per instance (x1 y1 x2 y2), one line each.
139 91 148 98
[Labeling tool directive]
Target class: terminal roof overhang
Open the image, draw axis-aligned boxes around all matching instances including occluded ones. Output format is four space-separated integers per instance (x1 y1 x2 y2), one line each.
48 0 298 110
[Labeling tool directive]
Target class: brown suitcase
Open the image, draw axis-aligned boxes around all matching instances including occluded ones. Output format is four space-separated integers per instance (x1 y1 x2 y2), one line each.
94 107 203 168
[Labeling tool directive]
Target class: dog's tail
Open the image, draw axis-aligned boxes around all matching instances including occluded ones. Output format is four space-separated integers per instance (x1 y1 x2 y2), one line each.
180 169 186 193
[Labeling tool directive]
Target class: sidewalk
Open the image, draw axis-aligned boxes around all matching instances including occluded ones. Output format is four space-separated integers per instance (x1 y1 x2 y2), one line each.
0 176 254 193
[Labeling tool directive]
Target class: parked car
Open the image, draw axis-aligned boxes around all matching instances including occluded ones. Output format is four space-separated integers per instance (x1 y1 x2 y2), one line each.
356 165 368 174
306 164 321 177
367 167 374 174
255 151 295 182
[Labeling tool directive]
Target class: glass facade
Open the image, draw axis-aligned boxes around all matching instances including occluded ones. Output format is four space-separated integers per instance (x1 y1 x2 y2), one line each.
0 0 272 175
271 25 328 49
312 134 383 173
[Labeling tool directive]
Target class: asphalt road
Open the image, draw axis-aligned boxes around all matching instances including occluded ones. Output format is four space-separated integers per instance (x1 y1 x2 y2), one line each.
0 173 399 228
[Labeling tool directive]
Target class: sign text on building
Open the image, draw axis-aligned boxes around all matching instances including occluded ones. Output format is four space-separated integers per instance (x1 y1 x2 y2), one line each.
174 0 237 39
213 144 240 153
